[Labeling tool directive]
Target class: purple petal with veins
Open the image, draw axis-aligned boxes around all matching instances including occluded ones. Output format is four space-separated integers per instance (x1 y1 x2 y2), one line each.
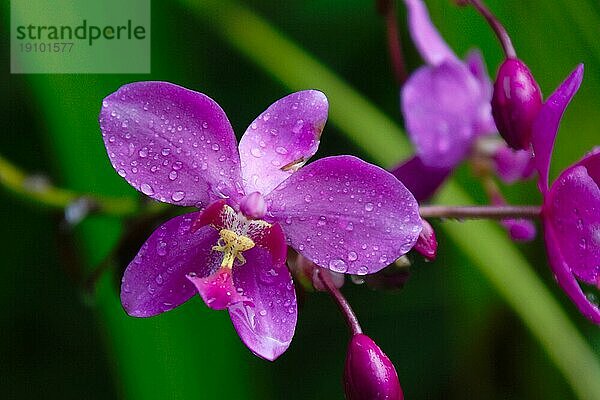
121 212 220 317
266 155 422 275
531 65 584 193
100 81 243 207
228 227 295 361
239 90 328 196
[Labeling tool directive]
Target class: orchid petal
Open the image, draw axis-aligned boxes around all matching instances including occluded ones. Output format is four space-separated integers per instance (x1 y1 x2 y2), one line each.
187 268 246 311
403 0 458 65
501 219 537 242
239 90 328 195
402 61 482 168
100 81 243 207
120 212 219 317
266 156 422 275
390 156 452 202
546 163 600 285
228 225 295 361
531 65 584 193
465 50 497 135
493 146 535 184
544 225 600 324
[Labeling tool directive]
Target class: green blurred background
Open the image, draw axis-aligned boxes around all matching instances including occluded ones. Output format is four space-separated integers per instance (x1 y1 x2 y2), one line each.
2 0 599 399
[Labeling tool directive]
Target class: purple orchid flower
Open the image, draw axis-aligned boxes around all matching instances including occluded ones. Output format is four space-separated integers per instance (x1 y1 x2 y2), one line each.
99 82 422 360
396 0 534 194
393 0 535 242
530 65 600 324
397 0 496 176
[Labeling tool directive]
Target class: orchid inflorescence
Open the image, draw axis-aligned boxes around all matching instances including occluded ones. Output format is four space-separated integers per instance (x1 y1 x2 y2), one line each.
93 1 599 398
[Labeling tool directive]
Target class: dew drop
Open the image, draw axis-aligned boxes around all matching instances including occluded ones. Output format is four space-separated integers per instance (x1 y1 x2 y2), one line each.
251 148 262 158
169 171 178 181
117 168 127 177
138 148 148 158
156 241 167 256
171 191 185 202
211 143 220 151
275 146 288 155
329 259 348 273
173 161 183 170
356 266 369 275
364 202 374 212
161 148 171 156
141 183 154 195
347 251 358 261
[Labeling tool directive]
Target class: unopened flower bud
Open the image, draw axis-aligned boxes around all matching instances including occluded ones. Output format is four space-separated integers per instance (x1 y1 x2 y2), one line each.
492 58 543 150
413 219 437 261
344 334 403 400
240 191 266 219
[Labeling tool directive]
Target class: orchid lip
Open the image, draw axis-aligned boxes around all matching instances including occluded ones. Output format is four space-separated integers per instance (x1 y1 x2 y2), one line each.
211 204 272 269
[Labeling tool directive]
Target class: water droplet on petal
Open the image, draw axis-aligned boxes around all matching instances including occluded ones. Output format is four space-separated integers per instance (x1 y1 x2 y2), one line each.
211 143 220 151
141 183 154 195
156 241 167 256
365 203 374 212
275 146 288 155
347 251 358 261
251 148 262 158
171 191 185 202
169 171 178 181
356 266 369 275
117 168 127 177
329 259 348 273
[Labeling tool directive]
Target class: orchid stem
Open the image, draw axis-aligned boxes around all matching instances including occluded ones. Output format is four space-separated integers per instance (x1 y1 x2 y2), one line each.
0 153 156 218
419 204 541 220
467 0 517 59
317 268 363 336
377 0 408 85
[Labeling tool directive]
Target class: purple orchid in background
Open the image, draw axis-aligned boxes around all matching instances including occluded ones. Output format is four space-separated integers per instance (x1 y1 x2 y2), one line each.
530 64 600 324
99 82 422 360
393 0 535 241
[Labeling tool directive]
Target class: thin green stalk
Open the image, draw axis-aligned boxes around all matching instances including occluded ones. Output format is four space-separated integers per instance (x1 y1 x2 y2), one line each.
0 154 140 216
182 1 600 399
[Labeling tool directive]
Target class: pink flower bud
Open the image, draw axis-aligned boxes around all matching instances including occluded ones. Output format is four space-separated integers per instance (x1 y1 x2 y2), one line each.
239 191 266 219
492 58 543 150
413 219 437 261
344 334 403 400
